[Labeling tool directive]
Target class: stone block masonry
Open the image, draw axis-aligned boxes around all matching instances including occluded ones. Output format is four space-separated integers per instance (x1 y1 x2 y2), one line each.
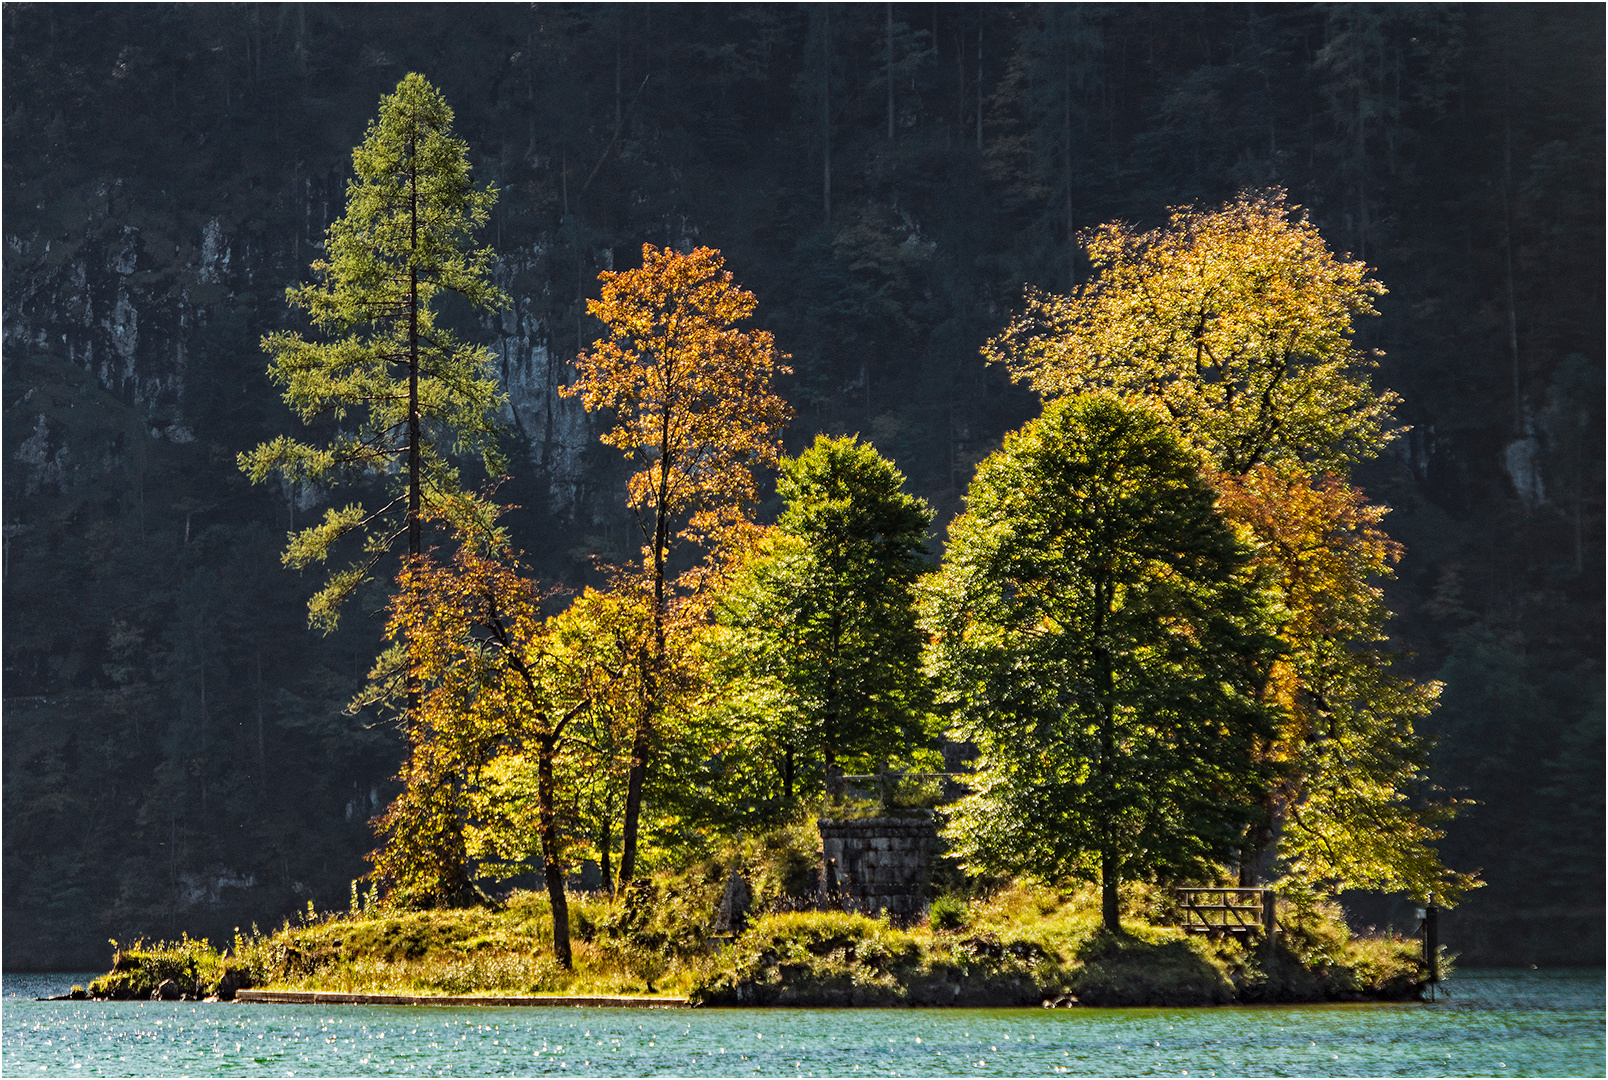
817 812 940 922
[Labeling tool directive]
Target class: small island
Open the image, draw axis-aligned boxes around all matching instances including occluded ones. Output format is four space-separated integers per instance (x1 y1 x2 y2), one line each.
79 807 1432 1009
72 79 1468 1010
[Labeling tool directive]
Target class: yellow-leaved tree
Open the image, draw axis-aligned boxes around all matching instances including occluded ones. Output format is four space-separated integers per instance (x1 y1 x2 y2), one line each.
986 190 1397 474
1213 466 1478 905
563 244 791 886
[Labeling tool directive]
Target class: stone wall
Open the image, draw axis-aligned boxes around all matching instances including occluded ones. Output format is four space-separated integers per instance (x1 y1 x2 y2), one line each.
817 812 940 922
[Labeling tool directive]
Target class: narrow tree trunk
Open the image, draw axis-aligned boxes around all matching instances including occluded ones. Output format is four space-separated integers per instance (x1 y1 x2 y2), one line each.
599 818 614 897
1100 848 1120 933
886 3 895 139
618 725 650 886
1095 577 1119 933
1238 821 1271 887
783 746 794 802
408 142 421 560
822 5 831 226
823 740 841 804
406 132 422 732
619 436 672 887
538 735 573 969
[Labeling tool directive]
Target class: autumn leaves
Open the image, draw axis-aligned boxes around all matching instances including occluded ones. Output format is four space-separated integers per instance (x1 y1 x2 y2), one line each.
241 74 1466 970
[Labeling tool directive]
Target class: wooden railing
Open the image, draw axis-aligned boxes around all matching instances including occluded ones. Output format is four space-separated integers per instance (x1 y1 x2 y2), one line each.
1175 887 1278 947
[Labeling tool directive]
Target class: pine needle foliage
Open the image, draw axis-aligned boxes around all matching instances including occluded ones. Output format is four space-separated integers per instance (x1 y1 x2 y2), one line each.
239 73 508 631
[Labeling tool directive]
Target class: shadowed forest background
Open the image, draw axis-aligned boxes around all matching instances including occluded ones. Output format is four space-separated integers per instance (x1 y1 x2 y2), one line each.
3 3 1601 969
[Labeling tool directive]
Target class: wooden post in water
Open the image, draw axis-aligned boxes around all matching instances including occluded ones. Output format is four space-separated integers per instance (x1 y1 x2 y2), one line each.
1261 889 1278 962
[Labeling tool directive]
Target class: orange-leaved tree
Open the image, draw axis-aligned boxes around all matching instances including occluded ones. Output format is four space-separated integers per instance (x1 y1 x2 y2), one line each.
368 521 603 965
1213 464 1478 905
562 244 791 886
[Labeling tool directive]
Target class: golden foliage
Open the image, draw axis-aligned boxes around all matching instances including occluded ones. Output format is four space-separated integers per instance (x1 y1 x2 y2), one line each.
564 244 792 557
1212 464 1475 903
985 190 1398 474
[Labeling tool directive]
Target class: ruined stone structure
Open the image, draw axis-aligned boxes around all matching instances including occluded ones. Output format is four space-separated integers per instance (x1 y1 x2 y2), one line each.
817 812 940 922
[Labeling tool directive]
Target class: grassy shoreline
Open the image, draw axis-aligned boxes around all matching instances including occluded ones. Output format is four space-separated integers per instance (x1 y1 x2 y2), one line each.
81 877 1432 1007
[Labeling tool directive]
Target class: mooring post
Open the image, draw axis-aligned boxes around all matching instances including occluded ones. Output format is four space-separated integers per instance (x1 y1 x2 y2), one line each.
1261 889 1278 961
1425 897 1439 998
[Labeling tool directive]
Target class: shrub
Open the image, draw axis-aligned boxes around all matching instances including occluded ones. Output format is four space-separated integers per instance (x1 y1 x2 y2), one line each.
88 935 225 1000
929 893 968 931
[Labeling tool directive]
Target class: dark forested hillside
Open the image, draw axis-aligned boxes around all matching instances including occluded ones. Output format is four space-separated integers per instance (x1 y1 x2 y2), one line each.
3 3 1600 968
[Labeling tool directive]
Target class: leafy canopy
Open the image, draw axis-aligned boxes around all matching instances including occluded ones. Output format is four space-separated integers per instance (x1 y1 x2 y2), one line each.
563 242 792 885
239 73 507 630
565 244 792 559
1214 465 1478 904
717 435 934 792
984 190 1396 474
921 395 1282 925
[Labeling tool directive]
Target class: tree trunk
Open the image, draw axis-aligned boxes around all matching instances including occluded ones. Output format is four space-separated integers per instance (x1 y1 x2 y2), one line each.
823 740 842 803
1100 848 1120 933
822 5 831 226
618 724 650 886
619 454 671 887
538 735 572 969
599 818 614 897
1095 576 1119 933
406 132 421 730
407 135 421 561
783 746 794 802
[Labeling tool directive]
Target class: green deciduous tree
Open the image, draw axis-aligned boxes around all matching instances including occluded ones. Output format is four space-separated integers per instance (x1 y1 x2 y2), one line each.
717 435 934 800
983 191 1470 908
239 73 508 632
921 395 1282 932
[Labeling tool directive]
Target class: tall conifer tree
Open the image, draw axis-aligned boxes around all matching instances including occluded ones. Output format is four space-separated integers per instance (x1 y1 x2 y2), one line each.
240 73 508 634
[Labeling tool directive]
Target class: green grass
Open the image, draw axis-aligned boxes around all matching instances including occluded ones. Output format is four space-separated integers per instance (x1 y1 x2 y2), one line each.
84 831 1436 1005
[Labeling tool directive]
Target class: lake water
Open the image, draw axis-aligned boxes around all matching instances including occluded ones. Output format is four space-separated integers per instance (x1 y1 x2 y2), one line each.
2 969 1601 1077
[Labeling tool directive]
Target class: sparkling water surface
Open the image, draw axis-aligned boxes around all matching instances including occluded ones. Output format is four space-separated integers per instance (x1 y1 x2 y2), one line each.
3 969 1601 1077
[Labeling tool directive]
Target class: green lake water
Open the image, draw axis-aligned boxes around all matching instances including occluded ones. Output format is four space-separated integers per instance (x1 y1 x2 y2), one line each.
2 969 1601 1077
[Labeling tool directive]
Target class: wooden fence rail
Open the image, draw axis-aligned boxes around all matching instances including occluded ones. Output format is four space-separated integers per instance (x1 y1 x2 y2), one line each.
1174 887 1278 950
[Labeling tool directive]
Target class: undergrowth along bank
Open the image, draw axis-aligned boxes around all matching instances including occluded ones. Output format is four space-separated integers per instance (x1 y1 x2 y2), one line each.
81 876 1432 1006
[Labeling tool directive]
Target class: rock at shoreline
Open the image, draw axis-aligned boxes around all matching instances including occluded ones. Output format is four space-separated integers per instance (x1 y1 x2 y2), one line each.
714 870 751 934
217 966 253 1001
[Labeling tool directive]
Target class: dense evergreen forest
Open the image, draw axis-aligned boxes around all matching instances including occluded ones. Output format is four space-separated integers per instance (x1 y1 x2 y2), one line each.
3 3 1600 969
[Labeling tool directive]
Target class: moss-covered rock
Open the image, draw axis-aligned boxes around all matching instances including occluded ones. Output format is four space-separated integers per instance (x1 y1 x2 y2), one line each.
87 935 223 1000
